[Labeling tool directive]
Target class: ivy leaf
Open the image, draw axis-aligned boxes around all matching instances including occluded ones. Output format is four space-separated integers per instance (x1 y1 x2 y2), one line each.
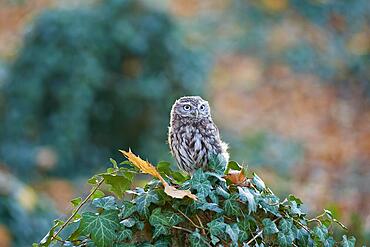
120 218 136 228
293 226 309 246
288 194 303 205
252 173 265 191
226 224 239 243
210 235 220 245
149 208 183 238
120 201 136 219
154 239 171 247
110 158 118 169
225 160 242 174
313 226 328 242
259 194 281 217
325 236 336 247
224 194 242 216
91 189 105 200
237 218 251 242
262 219 279 235
116 228 132 241
39 219 64 246
71 197 82 207
207 217 227 238
157 161 188 184
190 169 212 201
278 218 293 233
277 232 289 247
341 235 356 247
79 210 119 247
208 153 227 174
238 187 257 214
289 201 304 216
92 196 117 210
197 202 223 213
101 174 133 199
189 229 208 247
135 190 159 216
215 186 230 199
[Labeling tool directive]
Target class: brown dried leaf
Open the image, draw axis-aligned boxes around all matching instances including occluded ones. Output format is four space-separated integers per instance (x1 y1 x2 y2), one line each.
164 184 197 200
224 170 248 185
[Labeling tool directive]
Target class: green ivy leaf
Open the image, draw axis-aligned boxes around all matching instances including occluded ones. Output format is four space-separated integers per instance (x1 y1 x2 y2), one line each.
293 225 309 246
135 190 159 216
237 218 251 242
224 194 242 216
238 187 257 214
92 196 117 210
149 208 183 238
277 232 289 247
262 219 279 235
278 218 293 233
78 210 120 247
190 169 212 201
110 158 118 169
215 186 230 199
71 197 82 207
341 235 356 247
197 202 223 213
120 201 136 219
102 174 133 198
116 228 132 241
288 194 303 205
207 217 227 238
91 189 105 200
258 194 281 217
325 236 336 247
189 229 208 247
313 225 328 243
252 173 265 191
225 160 242 174
289 201 304 216
121 218 136 228
39 219 64 246
208 154 227 174
226 223 239 243
154 239 171 247
157 161 188 184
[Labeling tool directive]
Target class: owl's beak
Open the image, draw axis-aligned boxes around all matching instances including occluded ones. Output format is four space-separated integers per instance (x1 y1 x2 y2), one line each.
195 109 199 119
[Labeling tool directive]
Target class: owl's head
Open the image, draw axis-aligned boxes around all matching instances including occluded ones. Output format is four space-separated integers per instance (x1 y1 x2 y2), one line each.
171 96 211 123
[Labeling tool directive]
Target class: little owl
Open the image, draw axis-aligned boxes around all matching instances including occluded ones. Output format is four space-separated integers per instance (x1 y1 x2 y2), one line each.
168 96 229 174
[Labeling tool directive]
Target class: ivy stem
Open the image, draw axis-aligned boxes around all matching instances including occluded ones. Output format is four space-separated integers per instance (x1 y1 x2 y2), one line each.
307 218 323 226
172 225 193 233
177 209 203 229
51 178 104 241
246 218 280 245
195 214 206 235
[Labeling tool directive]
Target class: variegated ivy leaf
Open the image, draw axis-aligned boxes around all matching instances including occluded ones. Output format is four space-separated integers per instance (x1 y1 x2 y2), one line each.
78 210 119 247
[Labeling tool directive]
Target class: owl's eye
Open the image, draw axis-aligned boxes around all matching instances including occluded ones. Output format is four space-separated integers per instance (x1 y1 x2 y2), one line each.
199 104 206 111
183 105 191 111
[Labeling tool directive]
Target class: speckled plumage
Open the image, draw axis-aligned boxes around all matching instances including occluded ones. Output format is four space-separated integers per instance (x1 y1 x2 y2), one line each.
168 96 229 174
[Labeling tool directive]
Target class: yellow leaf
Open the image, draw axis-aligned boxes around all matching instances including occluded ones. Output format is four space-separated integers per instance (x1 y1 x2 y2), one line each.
120 149 166 184
120 149 197 200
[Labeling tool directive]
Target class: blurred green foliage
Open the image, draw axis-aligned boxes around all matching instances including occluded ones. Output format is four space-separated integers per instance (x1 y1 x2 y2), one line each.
0 172 57 246
186 0 369 98
0 0 207 177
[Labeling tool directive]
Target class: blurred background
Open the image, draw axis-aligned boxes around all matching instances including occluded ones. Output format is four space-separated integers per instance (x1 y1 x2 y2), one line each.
0 0 369 246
